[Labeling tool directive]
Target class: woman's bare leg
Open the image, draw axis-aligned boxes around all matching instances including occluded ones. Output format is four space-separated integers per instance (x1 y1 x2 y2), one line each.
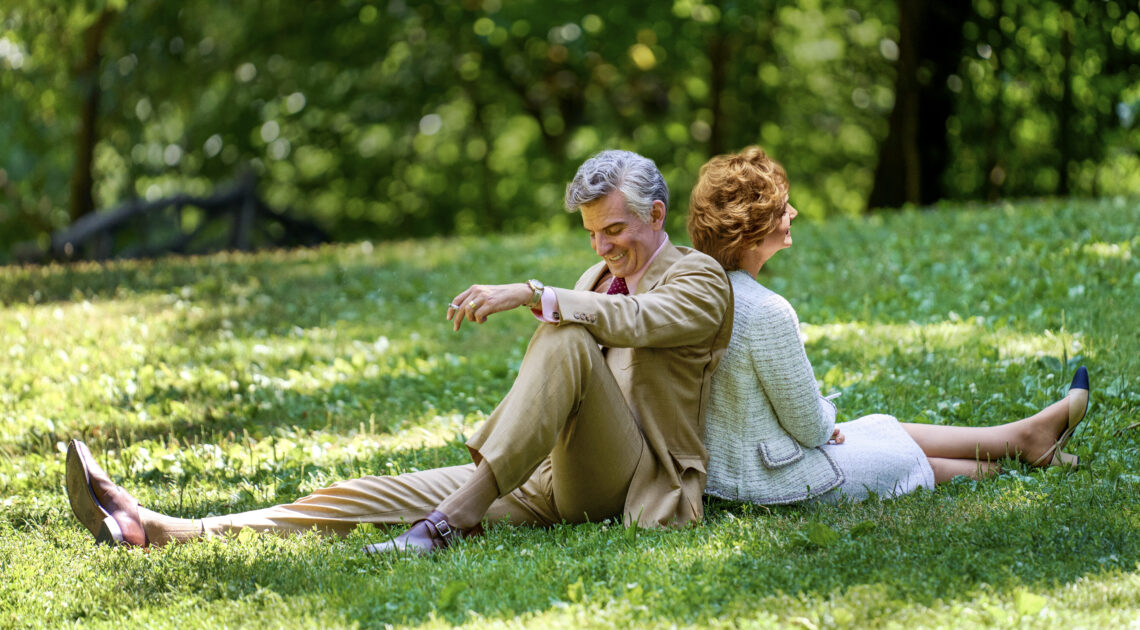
902 397 1070 466
926 457 1002 484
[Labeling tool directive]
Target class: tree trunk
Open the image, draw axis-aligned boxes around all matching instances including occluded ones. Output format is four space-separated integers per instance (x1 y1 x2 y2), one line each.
868 1 969 210
68 9 115 223
1057 0 1074 196
708 26 728 157
983 2 1006 201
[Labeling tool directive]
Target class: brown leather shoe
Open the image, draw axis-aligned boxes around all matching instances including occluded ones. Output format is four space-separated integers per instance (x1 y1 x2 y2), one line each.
363 510 482 556
65 440 148 547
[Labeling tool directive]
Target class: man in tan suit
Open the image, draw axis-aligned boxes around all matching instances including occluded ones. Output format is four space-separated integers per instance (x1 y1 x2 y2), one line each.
66 150 733 555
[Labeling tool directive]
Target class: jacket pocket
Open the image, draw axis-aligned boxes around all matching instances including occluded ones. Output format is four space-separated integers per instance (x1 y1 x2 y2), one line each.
757 435 804 469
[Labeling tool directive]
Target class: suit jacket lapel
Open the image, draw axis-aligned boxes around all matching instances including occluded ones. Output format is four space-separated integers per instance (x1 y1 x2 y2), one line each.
577 261 609 292
635 241 681 294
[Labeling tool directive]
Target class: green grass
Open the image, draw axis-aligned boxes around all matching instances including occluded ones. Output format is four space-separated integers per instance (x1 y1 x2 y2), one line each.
2 197 1139 628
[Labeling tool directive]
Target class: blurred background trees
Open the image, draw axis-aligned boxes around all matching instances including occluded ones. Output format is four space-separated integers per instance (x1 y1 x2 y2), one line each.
1 0 1138 260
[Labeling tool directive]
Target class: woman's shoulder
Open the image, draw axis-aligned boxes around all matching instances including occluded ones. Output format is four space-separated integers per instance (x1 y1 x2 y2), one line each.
729 271 798 323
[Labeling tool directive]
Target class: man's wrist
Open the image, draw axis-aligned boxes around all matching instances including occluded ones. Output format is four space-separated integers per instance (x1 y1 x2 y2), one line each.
524 279 545 309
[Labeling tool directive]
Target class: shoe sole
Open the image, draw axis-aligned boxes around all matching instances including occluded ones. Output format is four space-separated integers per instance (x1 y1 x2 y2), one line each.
65 441 125 545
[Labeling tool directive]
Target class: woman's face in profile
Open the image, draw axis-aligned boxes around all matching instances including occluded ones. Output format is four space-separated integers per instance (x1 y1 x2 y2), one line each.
756 196 798 263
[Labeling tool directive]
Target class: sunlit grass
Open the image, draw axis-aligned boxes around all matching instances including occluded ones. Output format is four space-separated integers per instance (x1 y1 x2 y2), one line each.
2 197 1139 627
803 319 1083 366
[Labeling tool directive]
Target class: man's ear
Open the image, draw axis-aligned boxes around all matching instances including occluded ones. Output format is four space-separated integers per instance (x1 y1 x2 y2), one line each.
650 200 667 229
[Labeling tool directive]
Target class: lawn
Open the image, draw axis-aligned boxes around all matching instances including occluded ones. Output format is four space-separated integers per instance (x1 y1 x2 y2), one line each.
2 197 1139 628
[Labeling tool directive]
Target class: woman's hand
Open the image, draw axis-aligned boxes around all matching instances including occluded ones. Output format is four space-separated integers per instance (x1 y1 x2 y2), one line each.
827 428 845 445
447 283 533 331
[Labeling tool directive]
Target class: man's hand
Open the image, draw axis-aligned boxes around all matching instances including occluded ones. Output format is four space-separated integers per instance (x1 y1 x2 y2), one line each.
827 428 845 445
447 283 533 331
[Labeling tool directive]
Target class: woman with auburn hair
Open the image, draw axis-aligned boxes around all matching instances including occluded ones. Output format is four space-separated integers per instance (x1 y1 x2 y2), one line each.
687 146 1091 504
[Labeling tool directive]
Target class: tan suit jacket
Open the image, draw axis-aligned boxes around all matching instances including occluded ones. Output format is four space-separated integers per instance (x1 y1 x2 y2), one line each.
553 242 732 526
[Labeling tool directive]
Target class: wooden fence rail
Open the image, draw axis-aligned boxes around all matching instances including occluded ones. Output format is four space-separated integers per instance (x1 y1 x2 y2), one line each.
33 173 327 262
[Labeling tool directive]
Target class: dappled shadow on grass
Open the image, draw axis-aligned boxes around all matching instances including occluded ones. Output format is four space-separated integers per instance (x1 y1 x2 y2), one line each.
778 198 1137 331
63 481 1140 628
0 230 592 308
7 200 1140 624
63 359 513 448
406 482 1140 627
11 201 1136 462
28 246 541 451
693 488 1135 608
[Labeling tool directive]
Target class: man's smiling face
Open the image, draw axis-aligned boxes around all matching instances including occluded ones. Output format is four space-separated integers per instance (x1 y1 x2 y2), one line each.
579 191 666 279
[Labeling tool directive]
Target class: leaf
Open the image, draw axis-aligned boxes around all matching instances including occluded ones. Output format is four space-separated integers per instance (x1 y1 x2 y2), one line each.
567 577 584 603
848 520 876 537
1037 356 1063 372
831 607 855 625
804 521 840 548
354 523 376 535
1014 589 1047 616
437 580 467 610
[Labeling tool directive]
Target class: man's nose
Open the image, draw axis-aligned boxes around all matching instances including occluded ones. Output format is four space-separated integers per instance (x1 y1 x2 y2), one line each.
594 235 611 255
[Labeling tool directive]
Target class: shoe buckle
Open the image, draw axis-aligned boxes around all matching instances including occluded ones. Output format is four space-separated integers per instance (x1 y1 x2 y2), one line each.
434 518 453 539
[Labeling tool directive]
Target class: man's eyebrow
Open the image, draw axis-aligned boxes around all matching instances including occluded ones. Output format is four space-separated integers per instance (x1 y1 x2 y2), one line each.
582 221 626 232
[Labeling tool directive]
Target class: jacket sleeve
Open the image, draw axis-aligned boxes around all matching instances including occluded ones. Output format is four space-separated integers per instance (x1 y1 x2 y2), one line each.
551 253 730 350
746 293 835 448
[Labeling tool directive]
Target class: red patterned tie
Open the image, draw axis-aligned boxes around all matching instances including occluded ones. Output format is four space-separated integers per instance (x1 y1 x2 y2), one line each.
607 276 628 295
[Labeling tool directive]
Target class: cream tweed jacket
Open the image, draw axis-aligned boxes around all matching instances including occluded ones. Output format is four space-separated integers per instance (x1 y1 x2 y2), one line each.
704 270 844 504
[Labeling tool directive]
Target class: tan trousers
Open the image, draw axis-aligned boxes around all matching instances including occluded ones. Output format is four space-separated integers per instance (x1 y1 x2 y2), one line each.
195 325 647 539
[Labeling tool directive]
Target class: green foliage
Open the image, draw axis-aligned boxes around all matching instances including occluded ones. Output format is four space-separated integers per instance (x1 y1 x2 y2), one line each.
947 0 1140 198
2 196 1140 626
0 1 896 251
3 1 1138 262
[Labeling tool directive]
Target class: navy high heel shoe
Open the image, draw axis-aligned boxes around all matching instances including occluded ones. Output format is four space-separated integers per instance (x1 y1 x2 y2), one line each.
1032 366 1090 468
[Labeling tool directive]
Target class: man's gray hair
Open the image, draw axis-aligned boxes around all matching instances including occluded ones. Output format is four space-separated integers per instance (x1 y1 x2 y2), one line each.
564 150 668 221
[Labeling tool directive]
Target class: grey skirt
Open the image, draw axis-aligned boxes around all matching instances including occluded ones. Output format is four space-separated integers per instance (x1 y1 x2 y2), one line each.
811 414 935 503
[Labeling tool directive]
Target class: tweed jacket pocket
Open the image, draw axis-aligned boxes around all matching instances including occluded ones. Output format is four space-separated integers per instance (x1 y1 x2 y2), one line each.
757 435 804 469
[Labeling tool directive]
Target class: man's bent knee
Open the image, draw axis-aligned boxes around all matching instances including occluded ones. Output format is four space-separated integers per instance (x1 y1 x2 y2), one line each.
526 324 603 359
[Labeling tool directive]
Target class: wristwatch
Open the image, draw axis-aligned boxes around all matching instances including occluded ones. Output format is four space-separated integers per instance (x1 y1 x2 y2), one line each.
525 279 545 309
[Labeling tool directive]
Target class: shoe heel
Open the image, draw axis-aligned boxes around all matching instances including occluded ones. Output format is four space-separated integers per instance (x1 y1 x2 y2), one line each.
95 516 125 545
1054 451 1079 468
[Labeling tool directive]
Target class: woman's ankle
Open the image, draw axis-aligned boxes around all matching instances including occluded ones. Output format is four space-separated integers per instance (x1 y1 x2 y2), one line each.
139 507 203 545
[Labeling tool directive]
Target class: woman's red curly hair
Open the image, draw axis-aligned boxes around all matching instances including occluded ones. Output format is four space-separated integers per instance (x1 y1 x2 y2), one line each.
687 146 789 270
